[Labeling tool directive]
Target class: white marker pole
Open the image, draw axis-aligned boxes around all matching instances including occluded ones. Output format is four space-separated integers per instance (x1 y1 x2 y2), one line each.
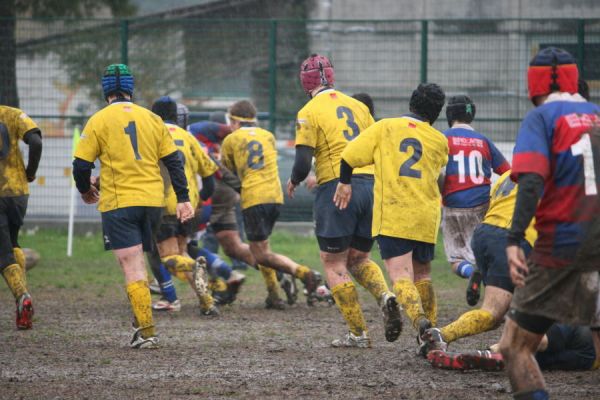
67 127 81 257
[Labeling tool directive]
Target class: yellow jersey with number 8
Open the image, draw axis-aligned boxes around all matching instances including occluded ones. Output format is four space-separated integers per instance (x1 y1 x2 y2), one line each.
75 101 177 212
342 116 448 243
221 126 283 210
295 89 375 184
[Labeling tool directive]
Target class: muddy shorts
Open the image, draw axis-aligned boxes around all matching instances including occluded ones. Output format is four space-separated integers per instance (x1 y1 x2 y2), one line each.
442 202 488 264
0 195 28 267
209 180 239 232
156 214 202 243
242 203 280 242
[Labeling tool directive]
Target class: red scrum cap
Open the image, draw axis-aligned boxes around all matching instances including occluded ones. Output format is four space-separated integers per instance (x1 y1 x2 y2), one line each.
300 54 335 95
527 47 579 101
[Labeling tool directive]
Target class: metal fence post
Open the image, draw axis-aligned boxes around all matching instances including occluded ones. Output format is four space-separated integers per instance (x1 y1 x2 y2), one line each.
577 19 585 78
420 20 428 83
268 19 277 134
120 19 129 65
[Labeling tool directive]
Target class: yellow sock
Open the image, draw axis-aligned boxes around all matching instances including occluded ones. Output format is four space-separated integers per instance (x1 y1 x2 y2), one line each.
393 278 426 329
415 279 437 326
198 293 215 311
331 281 367 336
259 265 280 297
209 277 228 293
162 254 196 273
440 309 496 344
2 264 27 300
13 247 26 280
126 280 155 338
294 265 311 280
349 259 390 302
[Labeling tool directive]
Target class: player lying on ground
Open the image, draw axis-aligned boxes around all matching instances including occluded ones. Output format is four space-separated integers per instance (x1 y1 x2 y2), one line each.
0 105 42 330
440 95 510 306
288 54 402 348
335 82 447 345
73 64 193 349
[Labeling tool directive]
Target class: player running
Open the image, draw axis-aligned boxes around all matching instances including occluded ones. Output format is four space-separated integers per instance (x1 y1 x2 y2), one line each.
440 95 510 306
220 100 322 305
334 83 447 343
498 47 600 400
0 105 42 330
73 64 193 349
288 54 401 348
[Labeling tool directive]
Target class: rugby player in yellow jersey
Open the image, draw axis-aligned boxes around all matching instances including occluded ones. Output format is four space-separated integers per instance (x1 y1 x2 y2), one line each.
422 170 538 364
335 83 447 345
73 64 194 349
287 54 401 348
220 100 322 304
0 105 42 330
150 96 220 316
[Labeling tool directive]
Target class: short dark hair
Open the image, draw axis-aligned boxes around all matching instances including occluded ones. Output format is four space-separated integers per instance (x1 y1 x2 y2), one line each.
229 100 257 120
151 96 177 122
409 83 445 124
352 93 375 117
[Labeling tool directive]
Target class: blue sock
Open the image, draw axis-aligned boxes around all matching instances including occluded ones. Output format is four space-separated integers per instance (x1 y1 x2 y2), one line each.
197 248 232 280
455 261 474 279
156 263 177 302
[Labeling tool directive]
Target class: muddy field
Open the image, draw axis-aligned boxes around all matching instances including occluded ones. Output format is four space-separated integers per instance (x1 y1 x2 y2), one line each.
1 282 598 400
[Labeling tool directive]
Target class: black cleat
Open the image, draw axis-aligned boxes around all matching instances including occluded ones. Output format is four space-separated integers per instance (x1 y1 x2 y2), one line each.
466 269 482 306
420 328 448 357
416 318 433 357
381 293 403 342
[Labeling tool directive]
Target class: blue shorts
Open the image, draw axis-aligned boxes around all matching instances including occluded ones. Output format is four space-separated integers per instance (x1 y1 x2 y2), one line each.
314 176 374 253
471 223 532 293
376 235 435 263
101 206 162 251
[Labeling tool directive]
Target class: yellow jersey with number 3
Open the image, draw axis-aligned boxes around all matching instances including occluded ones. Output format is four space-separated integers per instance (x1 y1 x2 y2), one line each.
163 123 218 215
342 116 448 243
75 101 177 212
221 126 283 210
295 89 375 184
0 106 39 197
484 170 537 247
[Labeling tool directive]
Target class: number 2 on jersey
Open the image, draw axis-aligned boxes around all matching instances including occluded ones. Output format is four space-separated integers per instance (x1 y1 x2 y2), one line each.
571 133 598 196
336 106 359 141
124 121 142 160
0 123 10 160
399 138 422 178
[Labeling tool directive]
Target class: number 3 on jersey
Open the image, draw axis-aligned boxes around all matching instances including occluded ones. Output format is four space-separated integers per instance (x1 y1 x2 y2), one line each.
336 106 359 141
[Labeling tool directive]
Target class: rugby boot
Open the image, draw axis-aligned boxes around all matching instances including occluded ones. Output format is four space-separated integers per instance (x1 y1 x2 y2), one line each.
152 298 181 312
331 331 371 348
279 273 298 305
416 318 433 356
130 327 159 349
201 305 220 317
428 349 504 371
466 269 482 306
380 292 403 342
302 270 322 306
419 327 448 357
265 293 286 310
16 293 34 330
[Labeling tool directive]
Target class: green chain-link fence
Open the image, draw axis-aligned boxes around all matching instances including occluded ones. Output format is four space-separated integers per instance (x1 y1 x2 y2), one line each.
1 17 599 221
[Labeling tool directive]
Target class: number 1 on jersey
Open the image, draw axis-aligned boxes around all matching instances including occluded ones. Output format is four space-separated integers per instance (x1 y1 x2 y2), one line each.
0 123 10 160
571 133 598 196
124 121 142 160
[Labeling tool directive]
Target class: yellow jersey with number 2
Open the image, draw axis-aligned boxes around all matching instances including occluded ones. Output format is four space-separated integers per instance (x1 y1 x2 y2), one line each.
342 116 448 243
221 126 283 210
295 89 375 185
75 101 178 212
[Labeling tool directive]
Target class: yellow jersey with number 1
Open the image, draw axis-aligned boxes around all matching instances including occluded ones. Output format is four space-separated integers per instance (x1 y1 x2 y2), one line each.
342 116 448 243
0 106 39 197
295 89 375 185
75 101 177 212
221 126 283 210
163 123 218 215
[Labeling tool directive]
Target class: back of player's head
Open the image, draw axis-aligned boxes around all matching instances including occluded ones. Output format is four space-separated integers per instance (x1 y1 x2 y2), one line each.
528 47 578 102
578 78 590 101
102 64 134 101
176 103 189 129
352 93 375 117
409 83 446 124
445 95 476 127
300 54 335 95
228 100 258 124
209 111 227 124
151 96 177 122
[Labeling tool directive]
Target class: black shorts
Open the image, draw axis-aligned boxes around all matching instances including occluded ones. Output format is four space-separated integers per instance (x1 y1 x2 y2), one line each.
376 235 434 263
101 206 162 252
156 214 201 243
471 223 532 293
0 195 28 268
314 176 374 253
242 203 280 242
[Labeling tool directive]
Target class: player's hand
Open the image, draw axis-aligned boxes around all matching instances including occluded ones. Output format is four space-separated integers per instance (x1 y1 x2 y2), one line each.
333 182 352 210
90 175 100 190
176 201 195 223
286 178 298 199
305 174 318 191
26 174 36 183
507 245 528 287
81 186 99 204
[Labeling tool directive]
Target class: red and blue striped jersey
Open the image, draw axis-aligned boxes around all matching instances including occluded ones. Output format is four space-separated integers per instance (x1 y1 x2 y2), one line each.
512 98 600 268
442 126 510 207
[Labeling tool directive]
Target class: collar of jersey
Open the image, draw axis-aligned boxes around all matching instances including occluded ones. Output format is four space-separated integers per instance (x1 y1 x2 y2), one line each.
401 112 426 122
451 123 474 131
108 99 132 105
313 88 335 98
544 92 587 104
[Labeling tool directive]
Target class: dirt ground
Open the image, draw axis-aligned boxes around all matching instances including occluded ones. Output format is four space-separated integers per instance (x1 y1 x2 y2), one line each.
0 285 598 400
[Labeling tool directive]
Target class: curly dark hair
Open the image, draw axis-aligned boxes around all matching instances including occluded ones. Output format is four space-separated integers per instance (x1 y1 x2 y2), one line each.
409 83 446 124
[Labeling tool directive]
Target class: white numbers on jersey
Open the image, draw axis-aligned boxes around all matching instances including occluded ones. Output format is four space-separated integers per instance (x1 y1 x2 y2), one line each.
452 150 484 184
571 133 598 196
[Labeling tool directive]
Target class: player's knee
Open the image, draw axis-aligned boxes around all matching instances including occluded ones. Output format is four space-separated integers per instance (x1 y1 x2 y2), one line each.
346 253 368 272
